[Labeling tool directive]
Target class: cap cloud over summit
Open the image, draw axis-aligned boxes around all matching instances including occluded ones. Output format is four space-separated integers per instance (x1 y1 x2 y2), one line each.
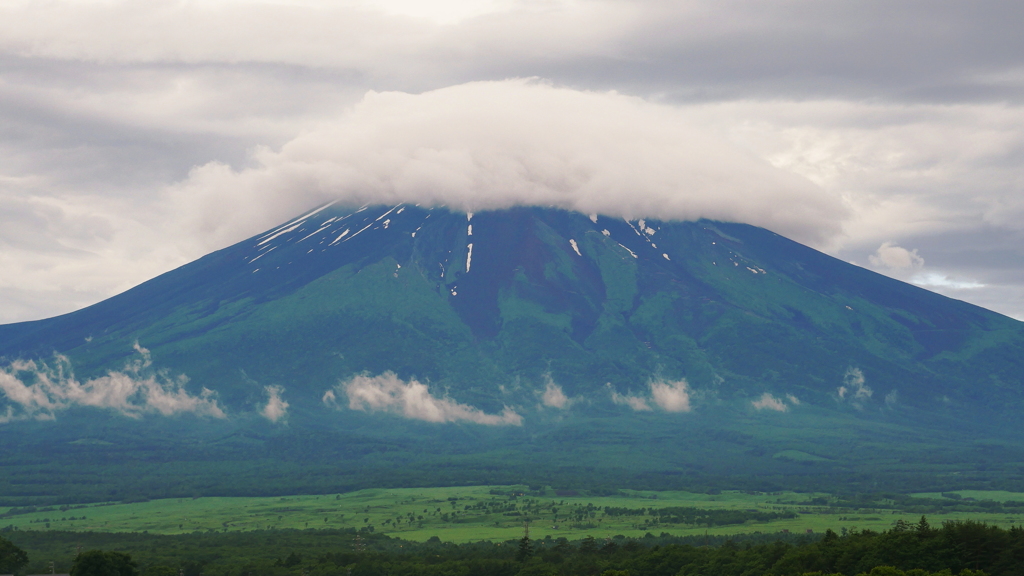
168 80 844 253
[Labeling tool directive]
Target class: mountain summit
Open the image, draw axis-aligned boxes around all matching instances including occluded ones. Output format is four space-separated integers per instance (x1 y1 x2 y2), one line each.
2 204 1024 500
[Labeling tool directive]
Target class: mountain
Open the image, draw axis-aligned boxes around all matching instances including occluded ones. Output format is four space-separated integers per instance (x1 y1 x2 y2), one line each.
2 203 1024 503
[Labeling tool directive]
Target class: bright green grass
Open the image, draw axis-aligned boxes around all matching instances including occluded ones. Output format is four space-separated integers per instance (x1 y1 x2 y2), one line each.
4 487 1022 544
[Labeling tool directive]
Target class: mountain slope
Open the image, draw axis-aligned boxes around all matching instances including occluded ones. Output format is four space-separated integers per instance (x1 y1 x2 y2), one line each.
2 204 1024 501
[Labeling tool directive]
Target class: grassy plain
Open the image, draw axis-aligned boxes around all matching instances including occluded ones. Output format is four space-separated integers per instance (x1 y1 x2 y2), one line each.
4 487 1024 543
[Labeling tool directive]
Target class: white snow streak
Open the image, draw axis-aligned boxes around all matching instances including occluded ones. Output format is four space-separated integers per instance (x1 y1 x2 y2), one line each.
329 229 350 245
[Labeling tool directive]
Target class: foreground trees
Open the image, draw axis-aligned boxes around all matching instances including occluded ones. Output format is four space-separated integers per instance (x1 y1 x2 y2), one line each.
70 551 138 576
6 518 1024 576
0 535 28 574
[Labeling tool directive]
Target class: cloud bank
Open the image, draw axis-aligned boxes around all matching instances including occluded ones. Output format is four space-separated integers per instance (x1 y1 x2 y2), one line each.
168 79 843 250
608 379 692 413
3 1 1024 323
332 372 522 425
0 344 225 422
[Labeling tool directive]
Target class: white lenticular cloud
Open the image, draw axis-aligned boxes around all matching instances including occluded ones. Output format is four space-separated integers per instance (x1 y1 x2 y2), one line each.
0 344 225 422
168 79 844 251
336 372 522 425
869 242 924 270
261 385 289 423
540 378 570 409
752 392 788 412
649 379 692 412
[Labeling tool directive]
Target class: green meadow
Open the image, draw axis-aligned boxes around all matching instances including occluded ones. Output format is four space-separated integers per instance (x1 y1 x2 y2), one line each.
4 486 1023 543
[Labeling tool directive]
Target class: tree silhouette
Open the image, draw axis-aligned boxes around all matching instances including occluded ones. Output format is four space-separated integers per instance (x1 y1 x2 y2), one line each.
0 535 28 574
70 551 138 576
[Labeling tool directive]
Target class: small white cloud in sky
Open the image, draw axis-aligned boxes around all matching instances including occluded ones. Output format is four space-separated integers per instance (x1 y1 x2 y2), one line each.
333 371 522 425
869 242 924 270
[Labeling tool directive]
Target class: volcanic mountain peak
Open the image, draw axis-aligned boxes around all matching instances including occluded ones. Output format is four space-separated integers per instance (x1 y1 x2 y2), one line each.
1 202 1021 426
3 203 1024 499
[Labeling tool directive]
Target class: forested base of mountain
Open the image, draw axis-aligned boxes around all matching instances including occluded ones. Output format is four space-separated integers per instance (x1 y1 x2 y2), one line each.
5 518 1024 576
4 407 1024 507
4 452 1024 508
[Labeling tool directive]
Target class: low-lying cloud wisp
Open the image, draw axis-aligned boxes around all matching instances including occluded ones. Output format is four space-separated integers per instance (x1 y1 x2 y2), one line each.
0 343 225 422
649 379 692 412
608 386 652 411
540 378 571 409
752 392 791 412
608 378 692 413
169 79 844 252
329 372 522 425
261 385 289 423
837 367 872 409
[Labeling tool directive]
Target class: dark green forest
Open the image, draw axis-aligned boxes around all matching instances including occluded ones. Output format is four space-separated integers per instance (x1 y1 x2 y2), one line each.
4 517 1023 576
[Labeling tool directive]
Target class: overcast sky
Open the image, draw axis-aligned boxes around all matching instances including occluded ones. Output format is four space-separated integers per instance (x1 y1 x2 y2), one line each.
2 0 1024 323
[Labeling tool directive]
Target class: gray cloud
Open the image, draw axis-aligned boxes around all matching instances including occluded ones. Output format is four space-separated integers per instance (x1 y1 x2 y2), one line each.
0 0 1023 323
2 1 1022 103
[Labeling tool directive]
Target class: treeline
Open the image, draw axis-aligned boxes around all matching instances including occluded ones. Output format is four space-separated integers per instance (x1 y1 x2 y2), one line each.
784 493 1024 516
602 506 797 526
5 517 1024 576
